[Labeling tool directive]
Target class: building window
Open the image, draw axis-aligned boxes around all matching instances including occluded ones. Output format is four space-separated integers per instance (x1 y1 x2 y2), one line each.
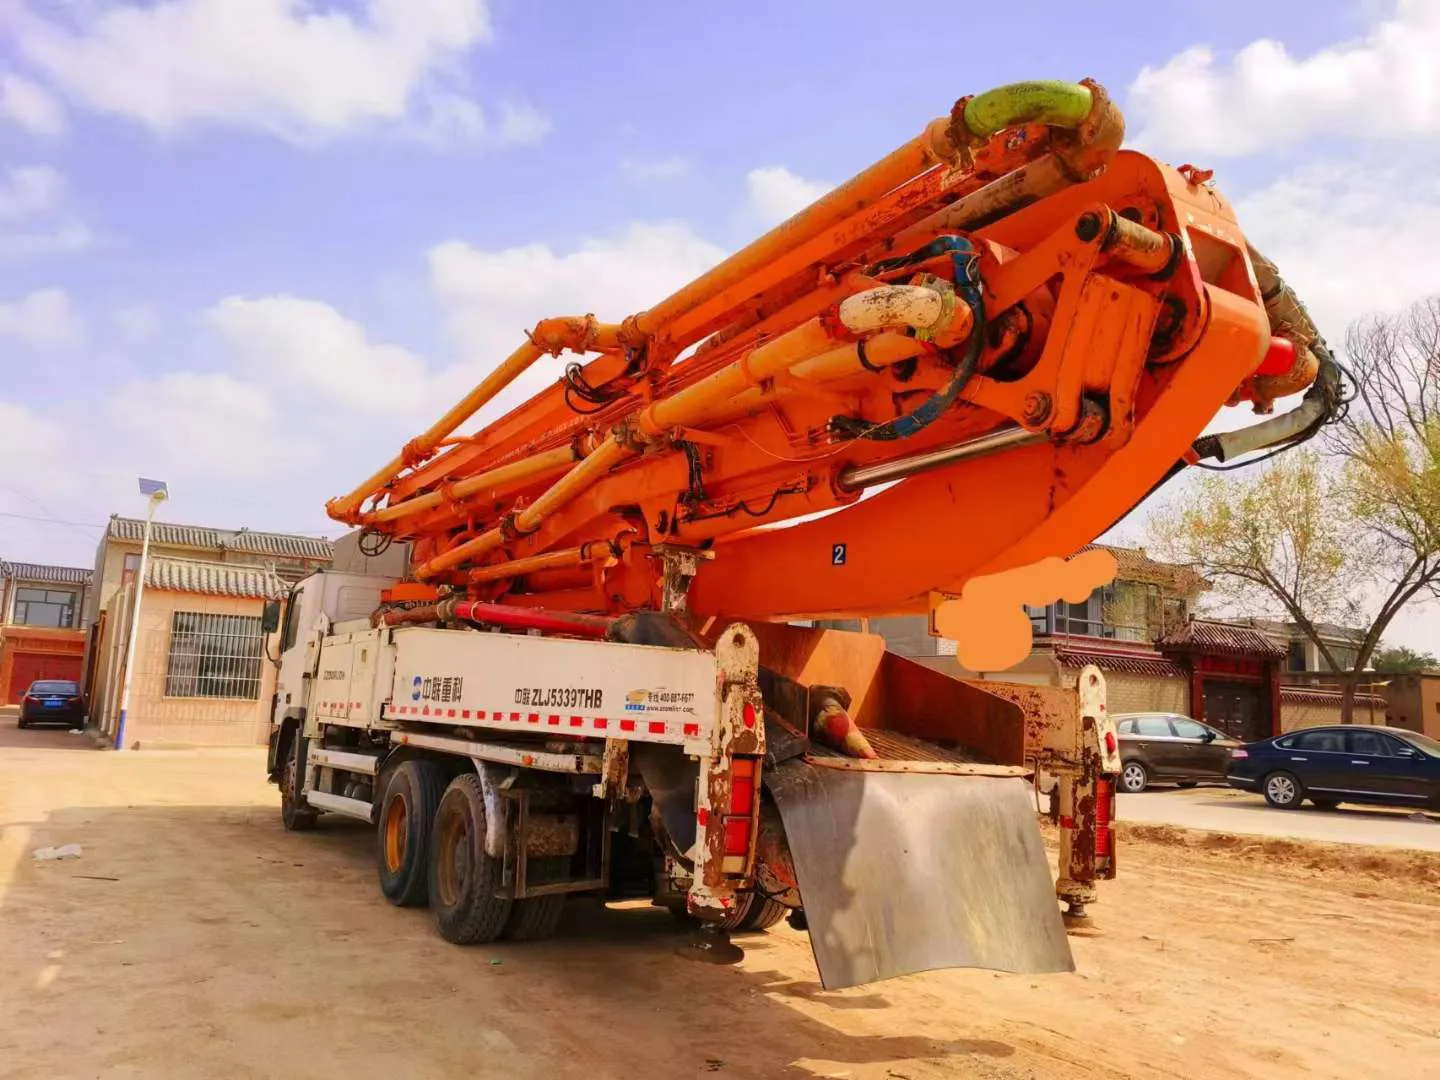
1057 594 1105 637
1287 640 1306 672
13 587 77 628
1327 646 1359 672
164 611 265 699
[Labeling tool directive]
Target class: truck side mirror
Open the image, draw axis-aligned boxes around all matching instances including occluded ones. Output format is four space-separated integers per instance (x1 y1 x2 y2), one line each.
260 600 281 634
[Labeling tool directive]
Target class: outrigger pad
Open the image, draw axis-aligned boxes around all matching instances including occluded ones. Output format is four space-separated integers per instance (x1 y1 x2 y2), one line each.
767 759 1074 989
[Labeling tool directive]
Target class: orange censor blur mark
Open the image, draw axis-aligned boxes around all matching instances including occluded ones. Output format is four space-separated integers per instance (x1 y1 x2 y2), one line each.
934 549 1118 671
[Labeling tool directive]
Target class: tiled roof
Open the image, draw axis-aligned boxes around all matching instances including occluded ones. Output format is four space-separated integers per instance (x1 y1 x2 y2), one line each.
1081 544 1208 594
107 516 333 560
1159 619 1286 658
1280 686 1388 708
1 560 92 586
1052 643 1188 679
145 557 287 599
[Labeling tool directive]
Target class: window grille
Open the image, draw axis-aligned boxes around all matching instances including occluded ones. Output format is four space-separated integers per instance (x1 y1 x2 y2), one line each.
164 611 264 699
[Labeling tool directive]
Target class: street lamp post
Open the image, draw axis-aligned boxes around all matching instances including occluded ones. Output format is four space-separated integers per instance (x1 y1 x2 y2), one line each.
115 477 168 750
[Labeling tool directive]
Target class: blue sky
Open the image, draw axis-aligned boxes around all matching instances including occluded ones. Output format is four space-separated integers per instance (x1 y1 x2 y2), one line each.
0 0 1435 645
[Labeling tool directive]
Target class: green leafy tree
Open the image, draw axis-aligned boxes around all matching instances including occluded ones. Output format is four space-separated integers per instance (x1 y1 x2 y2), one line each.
1370 645 1439 674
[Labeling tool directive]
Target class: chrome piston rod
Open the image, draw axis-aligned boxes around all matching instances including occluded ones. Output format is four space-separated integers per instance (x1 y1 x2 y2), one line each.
837 426 1043 492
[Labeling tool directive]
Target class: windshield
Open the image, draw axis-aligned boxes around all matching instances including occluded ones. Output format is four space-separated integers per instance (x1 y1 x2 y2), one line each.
31 680 78 695
1400 730 1440 757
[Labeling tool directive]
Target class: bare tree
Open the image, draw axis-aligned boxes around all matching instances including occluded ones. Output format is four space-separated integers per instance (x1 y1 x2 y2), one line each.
1151 297 1439 719
1320 297 1440 714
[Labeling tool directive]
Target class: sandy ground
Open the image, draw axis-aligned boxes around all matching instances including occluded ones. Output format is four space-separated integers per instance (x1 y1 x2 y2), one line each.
1119 785 1440 851
1 724 1438 1080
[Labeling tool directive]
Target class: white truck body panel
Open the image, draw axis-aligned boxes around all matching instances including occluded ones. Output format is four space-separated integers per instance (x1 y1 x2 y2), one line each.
387 627 718 750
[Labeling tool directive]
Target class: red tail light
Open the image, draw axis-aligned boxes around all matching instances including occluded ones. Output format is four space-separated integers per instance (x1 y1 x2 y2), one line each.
723 757 759 857
723 818 752 856
1094 777 1113 858
1104 731 1117 755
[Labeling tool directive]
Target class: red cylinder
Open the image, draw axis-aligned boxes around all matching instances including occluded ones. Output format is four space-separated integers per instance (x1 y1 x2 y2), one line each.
1255 335 1297 376
451 600 613 639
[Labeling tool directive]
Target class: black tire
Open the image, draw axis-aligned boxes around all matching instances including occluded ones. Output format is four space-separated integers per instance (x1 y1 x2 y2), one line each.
668 893 757 931
738 896 788 932
503 894 566 941
376 759 447 907
429 774 512 945
16 718 27 730
1310 798 1340 811
1176 781 1199 789
1262 770 1303 810
1119 760 1149 794
280 736 318 831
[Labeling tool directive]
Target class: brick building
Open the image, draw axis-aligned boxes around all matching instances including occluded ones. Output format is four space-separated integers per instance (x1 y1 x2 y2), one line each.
0 560 93 704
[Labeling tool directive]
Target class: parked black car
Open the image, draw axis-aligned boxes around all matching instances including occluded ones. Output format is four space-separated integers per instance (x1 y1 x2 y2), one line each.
1115 712 1242 793
1226 725 1440 811
17 679 86 730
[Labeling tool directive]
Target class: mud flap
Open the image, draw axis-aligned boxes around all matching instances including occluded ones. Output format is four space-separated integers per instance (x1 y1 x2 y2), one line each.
767 758 1073 990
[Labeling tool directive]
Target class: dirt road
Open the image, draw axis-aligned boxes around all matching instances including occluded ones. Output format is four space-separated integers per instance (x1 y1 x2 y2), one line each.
2 727 1437 1080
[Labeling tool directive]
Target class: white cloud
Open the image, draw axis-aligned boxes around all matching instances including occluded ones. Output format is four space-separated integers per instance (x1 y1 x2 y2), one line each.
1237 159 1440 341
204 295 432 413
428 222 727 423
114 304 159 343
0 288 83 348
0 73 67 137
105 371 290 480
741 166 832 229
0 221 93 261
0 165 92 260
12 0 534 146
415 94 550 148
0 166 66 221
1129 0 1440 155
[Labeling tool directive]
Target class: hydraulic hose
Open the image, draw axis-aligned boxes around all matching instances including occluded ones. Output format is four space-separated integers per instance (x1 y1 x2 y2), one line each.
1191 245 1343 463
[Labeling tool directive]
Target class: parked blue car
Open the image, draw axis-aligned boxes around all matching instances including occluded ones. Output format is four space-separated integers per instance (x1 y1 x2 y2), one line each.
1226 725 1440 811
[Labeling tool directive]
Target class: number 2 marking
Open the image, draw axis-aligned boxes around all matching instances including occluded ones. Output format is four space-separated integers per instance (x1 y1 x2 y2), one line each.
831 543 846 566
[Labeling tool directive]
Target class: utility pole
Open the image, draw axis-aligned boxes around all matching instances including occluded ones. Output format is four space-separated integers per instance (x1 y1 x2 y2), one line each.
115 478 168 750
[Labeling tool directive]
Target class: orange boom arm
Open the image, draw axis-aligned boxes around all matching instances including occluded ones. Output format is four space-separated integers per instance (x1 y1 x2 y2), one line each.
328 79 1331 621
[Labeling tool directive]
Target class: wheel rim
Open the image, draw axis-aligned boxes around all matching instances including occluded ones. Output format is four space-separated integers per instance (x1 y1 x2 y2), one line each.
384 794 408 873
436 812 470 907
1267 775 1296 804
1122 764 1145 791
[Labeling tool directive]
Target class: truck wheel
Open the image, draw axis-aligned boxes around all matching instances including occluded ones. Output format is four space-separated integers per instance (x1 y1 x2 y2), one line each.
376 760 446 907
429 774 512 945
738 896 788 932
503 894 566 941
670 894 756 930
280 737 318 832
